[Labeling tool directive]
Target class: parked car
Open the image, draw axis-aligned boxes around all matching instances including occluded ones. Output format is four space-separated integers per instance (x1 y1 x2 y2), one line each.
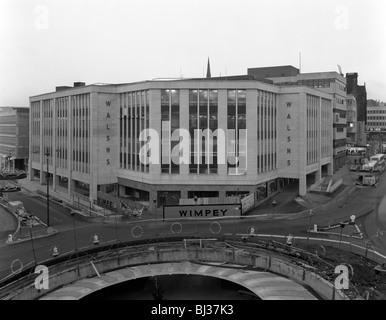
356 174 379 187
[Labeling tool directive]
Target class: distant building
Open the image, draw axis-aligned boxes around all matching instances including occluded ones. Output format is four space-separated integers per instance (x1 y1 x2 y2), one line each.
248 66 347 172
366 99 386 154
0 107 29 172
346 73 367 146
29 77 334 212
366 100 386 131
346 94 357 144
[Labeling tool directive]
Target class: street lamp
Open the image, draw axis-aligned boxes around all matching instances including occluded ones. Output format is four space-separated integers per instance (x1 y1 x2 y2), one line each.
233 202 242 242
338 222 345 254
271 200 277 213
194 196 198 237
29 224 37 267
271 200 277 242
70 211 78 257
44 149 50 229
153 199 157 226
306 209 314 250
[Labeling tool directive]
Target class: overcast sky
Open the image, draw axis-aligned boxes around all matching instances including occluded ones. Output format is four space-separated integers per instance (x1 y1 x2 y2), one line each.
1 0 385 106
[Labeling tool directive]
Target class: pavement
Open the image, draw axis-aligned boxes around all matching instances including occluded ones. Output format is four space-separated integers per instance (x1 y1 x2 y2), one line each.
0 205 18 239
18 178 87 214
17 166 358 218
248 164 358 216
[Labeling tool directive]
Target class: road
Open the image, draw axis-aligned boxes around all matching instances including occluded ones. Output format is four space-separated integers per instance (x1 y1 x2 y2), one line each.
1 174 386 282
362 173 386 254
0 205 17 239
6 189 87 228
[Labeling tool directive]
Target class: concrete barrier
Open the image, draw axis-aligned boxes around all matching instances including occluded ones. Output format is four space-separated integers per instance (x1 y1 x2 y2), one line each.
1 241 347 300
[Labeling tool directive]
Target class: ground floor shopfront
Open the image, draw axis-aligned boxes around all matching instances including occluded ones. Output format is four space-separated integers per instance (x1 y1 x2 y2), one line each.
334 153 346 173
29 166 330 215
116 177 300 213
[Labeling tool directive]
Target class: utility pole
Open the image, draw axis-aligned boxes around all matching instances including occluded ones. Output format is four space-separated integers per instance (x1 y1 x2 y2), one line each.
194 196 198 238
45 149 50 228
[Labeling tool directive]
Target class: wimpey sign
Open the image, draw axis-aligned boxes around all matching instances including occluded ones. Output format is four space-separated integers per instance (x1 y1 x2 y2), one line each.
163 204 241 220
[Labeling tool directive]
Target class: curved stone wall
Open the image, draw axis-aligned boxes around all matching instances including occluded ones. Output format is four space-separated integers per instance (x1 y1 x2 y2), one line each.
1 242 347 300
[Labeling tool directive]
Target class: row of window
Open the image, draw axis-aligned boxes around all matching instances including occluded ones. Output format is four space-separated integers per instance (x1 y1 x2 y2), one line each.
307 95 319 165
227 90 247 174
336 98 345 104
42 100 53 166
368 116 386 120
119 90 150 172
155 181 279 207
30 95 91 174
161 89 180 174
368 110 386 114
119 89 278 175
346 99 356 107
333 139 347 148
189 89 218 174
298 79 335 89
256 90 277 173
368 122 386 127
0 116 16 124
321 98 332 158
0 126 16 135
30 101 41 162
70 94 91 174
56 97 69 170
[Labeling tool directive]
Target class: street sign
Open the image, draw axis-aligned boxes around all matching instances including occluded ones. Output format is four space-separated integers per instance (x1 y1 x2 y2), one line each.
163 204 241 220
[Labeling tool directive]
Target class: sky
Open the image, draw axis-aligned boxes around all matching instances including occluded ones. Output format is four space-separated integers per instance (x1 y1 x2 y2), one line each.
0 0 385 106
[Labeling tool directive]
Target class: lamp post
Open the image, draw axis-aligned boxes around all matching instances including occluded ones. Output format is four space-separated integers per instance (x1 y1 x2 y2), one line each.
306 209 314 250
44 149 50 228
29 224 37 267
153 199 157 226
194 196 198 238
233 203 242 242
271 200 277 242
70 211 78 256
114 207 119 243
338 222 345 254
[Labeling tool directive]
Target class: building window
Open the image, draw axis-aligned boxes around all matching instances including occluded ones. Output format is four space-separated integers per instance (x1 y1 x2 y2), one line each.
227 90 247 174
188 191 219 198
120 90 149 173
189 89 218 174
157 191 181 207
257 90 277 173
256 183 267 200
161 89 180 174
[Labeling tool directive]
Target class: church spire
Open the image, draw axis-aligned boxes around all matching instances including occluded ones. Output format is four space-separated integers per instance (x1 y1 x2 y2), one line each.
206 57 211 78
